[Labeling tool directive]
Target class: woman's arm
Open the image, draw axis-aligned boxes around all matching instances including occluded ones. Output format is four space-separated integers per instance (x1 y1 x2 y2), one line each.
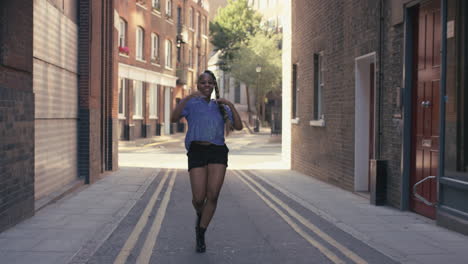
216 98 243 131
170 91 203 123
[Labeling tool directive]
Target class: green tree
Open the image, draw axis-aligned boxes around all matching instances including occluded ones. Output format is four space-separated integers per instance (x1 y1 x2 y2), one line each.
210 0 261 70
230 32 282 121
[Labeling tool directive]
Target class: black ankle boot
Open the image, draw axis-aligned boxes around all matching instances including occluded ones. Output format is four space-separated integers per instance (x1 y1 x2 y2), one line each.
196 212 201 228
195 226 206 253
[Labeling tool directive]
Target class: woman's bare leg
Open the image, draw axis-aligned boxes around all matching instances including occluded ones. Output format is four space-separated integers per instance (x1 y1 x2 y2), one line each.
189 167 208 215
199 164 227 229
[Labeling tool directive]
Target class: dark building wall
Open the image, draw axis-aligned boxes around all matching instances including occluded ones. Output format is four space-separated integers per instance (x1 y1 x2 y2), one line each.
79 0 117 183
291 0 405 207
0 0 35 231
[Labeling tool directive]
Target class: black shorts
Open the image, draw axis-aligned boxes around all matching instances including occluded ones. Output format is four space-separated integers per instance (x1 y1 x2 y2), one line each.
187 142 229 171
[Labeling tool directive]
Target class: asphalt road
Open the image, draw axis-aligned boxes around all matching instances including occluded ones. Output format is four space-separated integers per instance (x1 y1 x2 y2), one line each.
85 132 397 264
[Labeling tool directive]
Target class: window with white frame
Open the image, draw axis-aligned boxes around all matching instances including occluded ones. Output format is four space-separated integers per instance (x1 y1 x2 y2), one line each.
119 18 127 47
196 12 200 32
189 7 194 29
118 78 126 117
151 33 160 63
166 0 172 18
313 52 324 120
136 27 145 60
165 39 172 68
133 81 143 118
149 84 158 118
152 0 160 10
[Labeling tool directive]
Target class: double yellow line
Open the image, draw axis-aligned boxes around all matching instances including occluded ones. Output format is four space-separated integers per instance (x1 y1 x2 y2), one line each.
234 170 368 264
114 169 177 264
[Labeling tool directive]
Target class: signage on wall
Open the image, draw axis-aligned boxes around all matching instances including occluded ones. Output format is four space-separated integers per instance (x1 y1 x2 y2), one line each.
447 20 455 39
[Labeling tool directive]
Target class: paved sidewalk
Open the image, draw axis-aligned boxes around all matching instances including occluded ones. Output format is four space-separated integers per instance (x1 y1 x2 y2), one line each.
252 169 468 264
0 167 159 264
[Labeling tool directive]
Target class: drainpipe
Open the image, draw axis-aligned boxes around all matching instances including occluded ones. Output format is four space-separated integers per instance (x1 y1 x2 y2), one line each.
377 0 385 160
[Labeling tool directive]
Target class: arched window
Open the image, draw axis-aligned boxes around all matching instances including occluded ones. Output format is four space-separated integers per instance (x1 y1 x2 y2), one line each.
118 18 127 47
165 39 172 68
151 33 160 63
136 27 145 60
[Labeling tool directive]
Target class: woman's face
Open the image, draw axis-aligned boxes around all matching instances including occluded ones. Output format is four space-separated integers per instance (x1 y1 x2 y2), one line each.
197 73 215 98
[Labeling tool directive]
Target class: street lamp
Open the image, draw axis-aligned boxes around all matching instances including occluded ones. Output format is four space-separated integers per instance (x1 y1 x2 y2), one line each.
254 65 262 132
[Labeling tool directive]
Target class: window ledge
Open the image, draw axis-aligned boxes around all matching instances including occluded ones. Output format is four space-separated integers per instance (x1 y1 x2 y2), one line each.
136 3 148 10
291 118 300 124
149 116 158 119
151 62 161 67
133 116 144 120
309 119 325 127
166 18 174 25
136 58 147 63
151 9 161 16
118 115 126 120
119 53 130 58
165 66 173 71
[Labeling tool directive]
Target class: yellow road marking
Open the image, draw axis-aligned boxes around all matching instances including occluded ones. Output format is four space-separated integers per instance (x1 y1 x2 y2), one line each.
235 171 345 264
237 170 368 264
136 169 177 264
113 169 171 264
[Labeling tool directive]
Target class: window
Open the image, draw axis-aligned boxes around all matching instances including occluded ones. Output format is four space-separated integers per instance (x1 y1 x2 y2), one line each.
133 81 143 118
188 47 193 68
166 0 172 18
119 18 127 47
165 39 173 68
292 64 298 119
151 33 160 63
118 78 126 118
136 27 145 60
149 84 158 118
313 53 324 120
152 0 160 10
235 82 241 104
196 12 200 32
445 0 468 181
201 16 206 35
189 7 194 29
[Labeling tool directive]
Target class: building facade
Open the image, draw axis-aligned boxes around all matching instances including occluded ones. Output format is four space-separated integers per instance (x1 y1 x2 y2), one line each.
116 0 209 139
0 0 117 231
291 0 468 234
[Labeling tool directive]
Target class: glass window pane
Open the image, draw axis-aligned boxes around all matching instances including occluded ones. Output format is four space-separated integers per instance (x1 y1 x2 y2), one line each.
445 0 468 181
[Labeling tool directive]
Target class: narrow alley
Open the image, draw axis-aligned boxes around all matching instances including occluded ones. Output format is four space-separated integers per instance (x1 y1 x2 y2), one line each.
1 131 466 264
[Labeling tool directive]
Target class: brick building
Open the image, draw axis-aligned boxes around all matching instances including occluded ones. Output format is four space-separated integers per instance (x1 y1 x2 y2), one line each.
116 0 209 139
291 0 468 234
0 0 117 231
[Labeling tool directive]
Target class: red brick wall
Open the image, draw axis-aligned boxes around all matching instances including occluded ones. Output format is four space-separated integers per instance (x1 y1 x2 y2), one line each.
292 0 405 208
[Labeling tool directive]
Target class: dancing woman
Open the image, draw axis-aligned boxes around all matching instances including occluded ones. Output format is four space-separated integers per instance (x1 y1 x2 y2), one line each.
171 70 243 252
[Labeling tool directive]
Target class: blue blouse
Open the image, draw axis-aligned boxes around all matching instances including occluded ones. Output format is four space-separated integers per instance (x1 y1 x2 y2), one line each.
181 97 234 151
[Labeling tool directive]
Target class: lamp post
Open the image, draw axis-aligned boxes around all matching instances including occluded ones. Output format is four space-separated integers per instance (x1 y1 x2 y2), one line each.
255 65 262 132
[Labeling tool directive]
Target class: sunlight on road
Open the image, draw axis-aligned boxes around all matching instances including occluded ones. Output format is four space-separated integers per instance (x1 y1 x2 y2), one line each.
118 131 288 170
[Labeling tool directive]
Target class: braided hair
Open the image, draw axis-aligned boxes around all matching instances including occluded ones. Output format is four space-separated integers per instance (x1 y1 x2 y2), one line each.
200 70 233 133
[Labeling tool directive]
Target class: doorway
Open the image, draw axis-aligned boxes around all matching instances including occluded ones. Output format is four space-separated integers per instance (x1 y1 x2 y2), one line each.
354 53 377 192
409 0 441 219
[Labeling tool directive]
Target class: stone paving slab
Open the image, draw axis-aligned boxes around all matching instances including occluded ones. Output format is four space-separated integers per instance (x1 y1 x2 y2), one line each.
0 167 159 264
253 169 468 264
